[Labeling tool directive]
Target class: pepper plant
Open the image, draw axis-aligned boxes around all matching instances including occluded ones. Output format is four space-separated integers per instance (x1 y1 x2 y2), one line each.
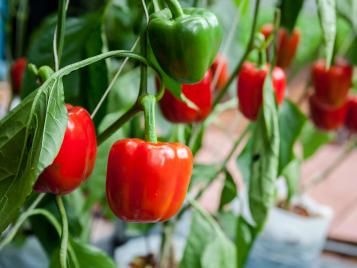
0 0 356 268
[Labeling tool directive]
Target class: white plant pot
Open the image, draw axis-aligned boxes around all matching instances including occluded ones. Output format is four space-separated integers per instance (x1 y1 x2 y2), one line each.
246 196 333 268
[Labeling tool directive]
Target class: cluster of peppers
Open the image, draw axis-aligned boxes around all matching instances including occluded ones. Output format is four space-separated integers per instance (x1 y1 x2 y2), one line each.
309 58 357 133
13 0 223 223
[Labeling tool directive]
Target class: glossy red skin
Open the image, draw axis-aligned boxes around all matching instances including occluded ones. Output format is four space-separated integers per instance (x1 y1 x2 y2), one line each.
261 24 300 69
159 71 213 123
211 53 229 91
309 95 347 131
345 96 357 133
237 62 286 121
106 138 193 222
312 59 353 107
34 105 97 195
11 58 27 94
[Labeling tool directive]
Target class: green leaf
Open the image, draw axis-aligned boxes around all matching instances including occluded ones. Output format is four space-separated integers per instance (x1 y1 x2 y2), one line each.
217 211 237 239
278 0 305 32
22 12 108 126
236 139 253 184
70 239 116 268
234 0 249 15
0 77 67 232
316 0 337 68
50 240 116 268
235 216 256 268
337 0 357 33
282 158 301 204
190 164 220 188
236 75 280 267
300 121 333 159
278 100 307 174
219 169 238 210
180 203 236 268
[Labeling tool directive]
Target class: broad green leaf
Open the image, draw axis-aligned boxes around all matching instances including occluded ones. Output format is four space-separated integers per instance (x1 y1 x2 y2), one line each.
22 12 108 126
0 77 67 232
180 204 236 268
336 0 357 33
50 240 115 268
190 163 220 188
278 100 307 174
235 216 256 268
300 121 333 159
219 169 238 210
278 0 305 32
236 75 280 267
70 239 116 268
316 0 336 68
282 158 301 204
236 139 253 184
217 211 237 239
201 234 236 268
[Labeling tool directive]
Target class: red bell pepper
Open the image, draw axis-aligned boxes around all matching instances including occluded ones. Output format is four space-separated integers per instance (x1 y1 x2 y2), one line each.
158 71 213 123
345 96 357 133
261 24 300 69
34 105 97 195
11 58 27 95
312 59 353 107
309 95 347 131
237 62 286 121
210 53 229 91
106 138 193 222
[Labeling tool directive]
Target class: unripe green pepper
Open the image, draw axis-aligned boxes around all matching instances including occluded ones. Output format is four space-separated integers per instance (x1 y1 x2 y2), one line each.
148 7 222 84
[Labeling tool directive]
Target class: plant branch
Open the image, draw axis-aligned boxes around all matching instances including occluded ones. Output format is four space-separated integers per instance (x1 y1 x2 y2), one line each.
212 0 261 108
0 193 45 250
178 126 250 218
56 196 69 268
301 139 357 193
54 0 68 71
91 37 140 119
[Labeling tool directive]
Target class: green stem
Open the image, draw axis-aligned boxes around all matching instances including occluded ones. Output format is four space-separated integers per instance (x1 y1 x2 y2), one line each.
159 222 175 268
271 8 281 68
139 33 148 96
56 196 69 268
38 66 55 83
0 193 45 250
141 95 158 143
213 0 261 107
15 0 28 58
97 104 141 145
258 50 267 67
54 0 68 70
153 0 161 12
178 126 250 218
164 0 184 18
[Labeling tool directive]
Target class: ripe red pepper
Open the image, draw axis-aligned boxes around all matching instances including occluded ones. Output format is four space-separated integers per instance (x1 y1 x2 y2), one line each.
312 59 353 107
34 105 97 195
345 96 357 133
309 95 347 131
237 62 286 121
158 71 213 123
210 53 229 91
261 24 300 69
106 138 193 222
10 58 27 95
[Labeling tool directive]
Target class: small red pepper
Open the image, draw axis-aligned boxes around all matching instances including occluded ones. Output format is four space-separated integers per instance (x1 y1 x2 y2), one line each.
345 96 357 133
237 62 286 121
10 58 27 95
106 138 193 222
261 24 300 69
34 105 97 195
158 71 213 123
312 59 353 107
309 95 347 131
210 53 229 91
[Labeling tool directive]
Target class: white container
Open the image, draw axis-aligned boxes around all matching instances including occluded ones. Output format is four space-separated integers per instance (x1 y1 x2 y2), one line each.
246 196 333 268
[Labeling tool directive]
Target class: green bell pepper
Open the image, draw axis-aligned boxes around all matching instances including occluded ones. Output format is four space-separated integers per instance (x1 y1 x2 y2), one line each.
148 4 222 84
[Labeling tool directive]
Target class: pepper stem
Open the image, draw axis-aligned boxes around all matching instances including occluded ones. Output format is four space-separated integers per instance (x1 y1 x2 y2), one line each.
165 0 184 18
141 95 158 143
